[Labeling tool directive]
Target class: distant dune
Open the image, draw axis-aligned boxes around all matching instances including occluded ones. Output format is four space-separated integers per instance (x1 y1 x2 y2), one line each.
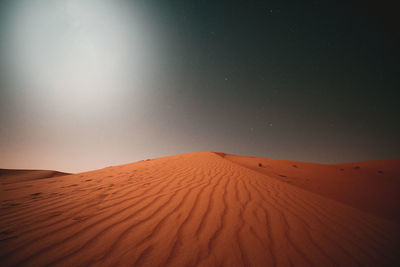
0 169 70 185
0 152 399 266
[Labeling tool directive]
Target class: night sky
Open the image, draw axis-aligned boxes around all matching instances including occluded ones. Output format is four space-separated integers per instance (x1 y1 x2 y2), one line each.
0 0 399 172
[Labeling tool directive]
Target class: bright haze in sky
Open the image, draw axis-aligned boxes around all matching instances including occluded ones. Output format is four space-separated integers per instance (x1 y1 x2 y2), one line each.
0 0 167 171
0 0 399 172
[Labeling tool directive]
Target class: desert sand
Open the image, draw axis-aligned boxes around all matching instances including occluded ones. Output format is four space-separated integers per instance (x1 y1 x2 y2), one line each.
0 152 399 266
0 169 70 185
221 153 400 222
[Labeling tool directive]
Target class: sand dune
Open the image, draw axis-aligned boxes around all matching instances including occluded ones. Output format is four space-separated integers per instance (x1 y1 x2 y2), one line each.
0 169 70 185
221 153 400 222
0 152 399 266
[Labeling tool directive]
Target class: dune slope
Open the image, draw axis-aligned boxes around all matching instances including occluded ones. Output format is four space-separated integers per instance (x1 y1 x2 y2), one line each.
0 169 70 185
0 152 399 266
220 153 400 222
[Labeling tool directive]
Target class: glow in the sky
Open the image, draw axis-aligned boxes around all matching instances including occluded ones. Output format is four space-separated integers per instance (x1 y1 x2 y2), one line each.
1 1 398 172
2 0 157 108
0 0 166 172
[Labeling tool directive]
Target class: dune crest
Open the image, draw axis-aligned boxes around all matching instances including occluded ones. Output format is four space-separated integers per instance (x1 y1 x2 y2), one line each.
220 153 400 222
0 169 70 185
0 152 399 266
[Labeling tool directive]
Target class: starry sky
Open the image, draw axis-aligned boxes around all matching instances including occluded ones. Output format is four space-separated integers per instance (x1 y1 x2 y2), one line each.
0 0 399 172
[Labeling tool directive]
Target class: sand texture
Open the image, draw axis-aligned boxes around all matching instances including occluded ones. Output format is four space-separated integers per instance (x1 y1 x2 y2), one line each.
0 152 399 266
0 169 70 185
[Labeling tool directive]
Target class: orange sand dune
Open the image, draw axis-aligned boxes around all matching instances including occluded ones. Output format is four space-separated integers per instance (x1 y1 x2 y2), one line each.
0 169 70 185
0 152 399 266
221 153 400 222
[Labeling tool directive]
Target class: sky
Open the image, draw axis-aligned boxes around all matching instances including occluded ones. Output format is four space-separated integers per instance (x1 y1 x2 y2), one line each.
0 0 399 173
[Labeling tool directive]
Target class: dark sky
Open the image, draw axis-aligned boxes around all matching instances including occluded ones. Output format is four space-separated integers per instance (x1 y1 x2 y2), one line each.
0 0 399 172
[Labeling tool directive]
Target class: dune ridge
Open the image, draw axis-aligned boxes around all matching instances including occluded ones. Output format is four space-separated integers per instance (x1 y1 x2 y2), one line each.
0 152 399 266
220 153 400 222
0 169 70 185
